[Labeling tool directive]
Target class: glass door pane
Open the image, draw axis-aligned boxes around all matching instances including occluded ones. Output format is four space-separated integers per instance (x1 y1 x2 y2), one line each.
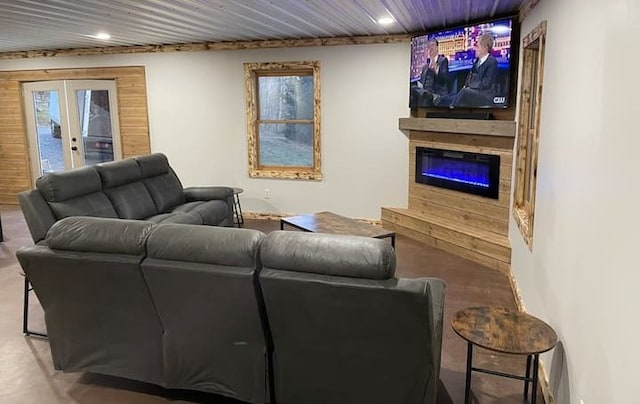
22 81 72 177
75 89 115 165
66 80 121 167
36 90 66 173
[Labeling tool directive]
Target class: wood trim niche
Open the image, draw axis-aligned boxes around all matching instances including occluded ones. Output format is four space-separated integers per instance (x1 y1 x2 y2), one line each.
0 66 151 205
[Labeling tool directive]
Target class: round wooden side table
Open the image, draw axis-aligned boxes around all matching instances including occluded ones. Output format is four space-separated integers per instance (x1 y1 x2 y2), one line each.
232 187 244 228
451 306 558 404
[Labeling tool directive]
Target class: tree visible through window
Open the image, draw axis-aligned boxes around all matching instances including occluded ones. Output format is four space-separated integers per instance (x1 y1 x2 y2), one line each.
244 61 321 179
513 21 546 249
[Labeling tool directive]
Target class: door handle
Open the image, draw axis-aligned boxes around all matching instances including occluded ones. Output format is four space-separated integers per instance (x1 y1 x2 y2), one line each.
71 146 78 151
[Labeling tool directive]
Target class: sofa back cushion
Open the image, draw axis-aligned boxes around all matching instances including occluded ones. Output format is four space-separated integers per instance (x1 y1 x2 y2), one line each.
135 153 185 213
260 231 395 279
147 224 263 266
46 216 154 255
35 166 117 219
96 159 158 219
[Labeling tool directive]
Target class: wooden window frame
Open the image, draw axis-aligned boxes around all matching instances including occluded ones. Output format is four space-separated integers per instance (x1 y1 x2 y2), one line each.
513 21 547 249
244 61 322 180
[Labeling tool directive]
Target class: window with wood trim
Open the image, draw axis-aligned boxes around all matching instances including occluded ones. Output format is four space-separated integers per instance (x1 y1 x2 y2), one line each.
513 21 546 249
244 61 321 179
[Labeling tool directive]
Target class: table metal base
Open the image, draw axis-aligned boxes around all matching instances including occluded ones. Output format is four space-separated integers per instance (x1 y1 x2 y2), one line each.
232 191 244 228
464 342 539 404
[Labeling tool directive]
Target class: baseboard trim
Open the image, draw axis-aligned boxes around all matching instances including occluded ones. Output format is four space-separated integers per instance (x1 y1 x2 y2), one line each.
539 364 555 404
507 265 526 312
506 264 554 404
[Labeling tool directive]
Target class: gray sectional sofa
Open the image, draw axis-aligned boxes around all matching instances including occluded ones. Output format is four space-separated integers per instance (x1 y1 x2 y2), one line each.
18 153 234 244
16 215 446 404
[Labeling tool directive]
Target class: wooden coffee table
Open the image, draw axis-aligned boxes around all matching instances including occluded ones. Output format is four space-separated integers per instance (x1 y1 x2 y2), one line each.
452 306 558 404
280 211 396 248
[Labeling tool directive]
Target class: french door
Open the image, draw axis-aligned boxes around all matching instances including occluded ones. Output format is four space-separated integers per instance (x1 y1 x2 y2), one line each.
22 80 122 180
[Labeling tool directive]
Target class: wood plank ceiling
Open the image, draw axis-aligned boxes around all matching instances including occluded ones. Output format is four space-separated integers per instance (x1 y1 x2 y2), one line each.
0 0 527 54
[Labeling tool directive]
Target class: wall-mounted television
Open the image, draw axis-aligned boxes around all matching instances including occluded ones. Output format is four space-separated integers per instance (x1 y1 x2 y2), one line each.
409 17 515 110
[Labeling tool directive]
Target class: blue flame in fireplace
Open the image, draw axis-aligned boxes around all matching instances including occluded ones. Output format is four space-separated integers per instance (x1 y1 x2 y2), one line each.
422 158 491 188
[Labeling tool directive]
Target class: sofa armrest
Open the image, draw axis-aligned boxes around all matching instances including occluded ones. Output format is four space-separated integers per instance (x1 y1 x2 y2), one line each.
183 186 234 226
18 189 57 244
183 186 233 202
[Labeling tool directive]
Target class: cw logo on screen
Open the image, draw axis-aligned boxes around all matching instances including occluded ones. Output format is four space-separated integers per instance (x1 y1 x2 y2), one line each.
493 96 506 104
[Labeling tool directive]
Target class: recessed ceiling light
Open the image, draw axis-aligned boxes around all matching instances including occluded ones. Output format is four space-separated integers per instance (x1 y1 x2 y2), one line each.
377 17 395 25
89 32 111 40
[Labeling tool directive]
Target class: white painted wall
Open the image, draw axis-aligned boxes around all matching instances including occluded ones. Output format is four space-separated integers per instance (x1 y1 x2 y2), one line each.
512 0 640 403
0 43 410 219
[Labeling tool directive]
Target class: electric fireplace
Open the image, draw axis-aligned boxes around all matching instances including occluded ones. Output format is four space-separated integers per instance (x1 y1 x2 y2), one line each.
415 147 500 199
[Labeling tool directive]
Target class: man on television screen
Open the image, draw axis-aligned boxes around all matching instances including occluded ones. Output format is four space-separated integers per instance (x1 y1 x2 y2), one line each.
451 33 499 108
410 39 449 107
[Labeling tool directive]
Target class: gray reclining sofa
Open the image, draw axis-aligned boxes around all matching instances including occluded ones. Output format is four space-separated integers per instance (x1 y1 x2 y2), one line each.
16 165 446 403
17 218 269 403
18 152 234 244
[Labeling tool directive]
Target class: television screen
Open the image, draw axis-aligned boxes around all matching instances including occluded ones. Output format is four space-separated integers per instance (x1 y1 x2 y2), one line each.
409 17 514 109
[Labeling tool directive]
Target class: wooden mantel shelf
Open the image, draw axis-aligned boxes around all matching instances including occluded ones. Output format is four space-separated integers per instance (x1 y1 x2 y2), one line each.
399 117 516 138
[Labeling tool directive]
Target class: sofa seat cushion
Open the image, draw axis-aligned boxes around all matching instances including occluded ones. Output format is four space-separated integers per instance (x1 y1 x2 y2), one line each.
171 200 229 225
145 212 203 225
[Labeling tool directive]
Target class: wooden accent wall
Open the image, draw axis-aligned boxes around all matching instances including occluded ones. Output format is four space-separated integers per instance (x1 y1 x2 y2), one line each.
0 66 151 204
382 118 515 274
0 80 30 203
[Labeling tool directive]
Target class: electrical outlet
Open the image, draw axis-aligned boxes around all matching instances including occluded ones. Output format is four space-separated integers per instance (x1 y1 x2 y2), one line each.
580 400 584 404
264 188 271 199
